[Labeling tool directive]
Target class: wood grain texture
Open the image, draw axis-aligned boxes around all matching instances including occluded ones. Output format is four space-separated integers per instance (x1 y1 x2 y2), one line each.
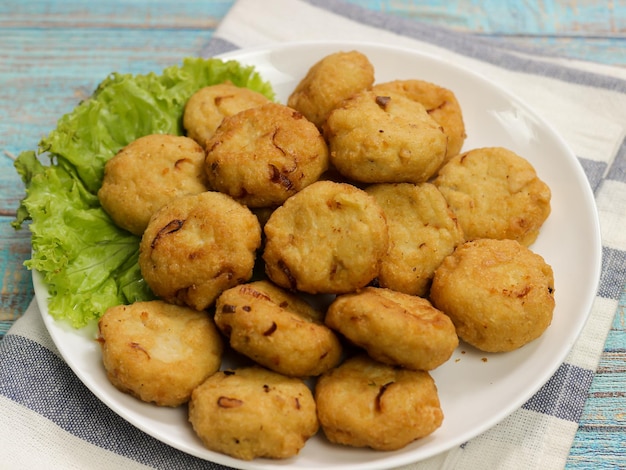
344 0 626 65
0 217 33 336
0 0 624 468
568 299 626 469
345 0 624 34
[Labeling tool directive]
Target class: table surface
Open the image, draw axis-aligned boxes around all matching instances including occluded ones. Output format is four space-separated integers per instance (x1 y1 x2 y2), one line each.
1 0 624 468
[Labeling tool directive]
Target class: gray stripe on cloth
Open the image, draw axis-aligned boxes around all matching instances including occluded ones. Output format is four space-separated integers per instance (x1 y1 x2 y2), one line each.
607 136 626 183
200 37 240 58
578 157 608 193
522 362 594 422
0 335 232 470
599 247 626 300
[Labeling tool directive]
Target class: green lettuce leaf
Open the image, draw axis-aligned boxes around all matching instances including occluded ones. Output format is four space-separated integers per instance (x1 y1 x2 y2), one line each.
14 57 275 328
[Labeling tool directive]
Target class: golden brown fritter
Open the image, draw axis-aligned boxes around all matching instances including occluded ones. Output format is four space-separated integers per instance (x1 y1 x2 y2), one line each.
97 300 223 407
189 366 318 460
287 50 375 129
433 146 551 246
205 102 329 207
262 180 388 294
214 281 342 377
324 90 447 184
139 191 261 311
315 355 443 451
98 134 208 235
183 82 271 145
430 238 555 352
372 79 466 162
326 287 458 371
366 182 465 296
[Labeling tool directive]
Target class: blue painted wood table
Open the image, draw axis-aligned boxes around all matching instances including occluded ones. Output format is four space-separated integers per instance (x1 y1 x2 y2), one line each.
1 0 624 468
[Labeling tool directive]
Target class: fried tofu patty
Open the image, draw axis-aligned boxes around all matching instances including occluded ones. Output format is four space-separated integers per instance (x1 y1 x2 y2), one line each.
324 90 447 184
366 182 465 297
189 366 318 460
434 147 551 246
97 300 223 407
263 180 388 294
326 287 458 371
97 134 208 235
372 79 466 162
139 191 261 311
430 238 555 352
205 102 329 207
214 281 342 377
183 82 271 145
287 50 375 129
315 355 443 451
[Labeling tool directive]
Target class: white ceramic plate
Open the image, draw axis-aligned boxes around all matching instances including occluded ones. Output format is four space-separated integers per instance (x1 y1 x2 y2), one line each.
36 41 602 470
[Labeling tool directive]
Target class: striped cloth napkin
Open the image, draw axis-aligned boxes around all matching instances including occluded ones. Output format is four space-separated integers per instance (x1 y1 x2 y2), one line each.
1 1 625 469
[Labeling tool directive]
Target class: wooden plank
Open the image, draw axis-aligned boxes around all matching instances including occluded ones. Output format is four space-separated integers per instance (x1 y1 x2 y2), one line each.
567 299 626 467
343 0 626 65
2 0 623 38
344 0 625 35
0 30 218 168
0 0 234 28
0 216 34 336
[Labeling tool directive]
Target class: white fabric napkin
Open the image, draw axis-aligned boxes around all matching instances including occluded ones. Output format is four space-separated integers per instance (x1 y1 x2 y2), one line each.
2 0 625 469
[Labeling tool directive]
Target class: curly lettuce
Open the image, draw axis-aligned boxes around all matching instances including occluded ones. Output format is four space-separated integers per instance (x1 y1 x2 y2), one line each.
14 57 275 328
